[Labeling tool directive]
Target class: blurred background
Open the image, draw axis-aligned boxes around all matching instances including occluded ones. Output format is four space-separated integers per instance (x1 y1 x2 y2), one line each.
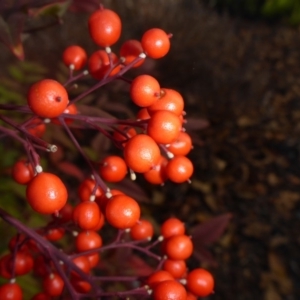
0 0 300 299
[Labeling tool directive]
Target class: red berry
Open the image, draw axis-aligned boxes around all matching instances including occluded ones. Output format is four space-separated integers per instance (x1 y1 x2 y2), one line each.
147 110 182 144
71 278 91 293
27 79 69 118
99 155 127 182
141 28 171 59
11 159 34 185
32 292 52 300
166 132 192 156
123 134 160 173
161 218 185 238
162 259 187 279
75 230 103 252
44 228 65 242
130 219 154 240
71 255 91 278
43 273 64 297
166 156 194 183
113 125 137 146
88 8 121 47
52 103 78 125
63 45 87 70
88 50 120 80
136 108 151 120
143 155 168 185
120 39 144 67
26 172 68 214
73 201 102 230
130 75 160 107
78 178 104 202
147 270 174 287
105 194 140 229
0 282 23 300
186 268 214 297
152 280 186 300
148 88 184 116
26 118 46 137
164 234 193 260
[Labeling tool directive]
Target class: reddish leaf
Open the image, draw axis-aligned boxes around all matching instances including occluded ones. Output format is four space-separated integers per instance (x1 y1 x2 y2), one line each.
69 0 99 13
191 213 232 246
0 13 25 60
193 247 217 266
112 178 150 203
56 161 84 181
28 0 71 18
184 117 210 131
124 255 154 277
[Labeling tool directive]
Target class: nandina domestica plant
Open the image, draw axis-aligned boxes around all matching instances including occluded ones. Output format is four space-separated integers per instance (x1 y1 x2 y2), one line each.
0 3 218 299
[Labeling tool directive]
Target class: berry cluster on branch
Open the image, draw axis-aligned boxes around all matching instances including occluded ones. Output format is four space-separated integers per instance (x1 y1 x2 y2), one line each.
0 5 214 300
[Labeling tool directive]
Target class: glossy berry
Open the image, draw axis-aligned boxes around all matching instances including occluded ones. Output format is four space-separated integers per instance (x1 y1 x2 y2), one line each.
166 156 194 183
86 252 100 268
71 278 91 293
105 194 140 229
141 28 171 59
63 45 87 70
0 282 23 300
147 110 181 144
12 159 34 185
73 201 102 230
44 228 65 242
52 103 78 125
88 50 120 80
75 230 103 252
32 292 52 300
26 172 68 214
123 134 160 173
78 178 104 202
147 270 174 288
143 155 168 185
8 252 34 276
130 75 160 107
99 155 127 182
130 219 154 240
71 256 91 278
96 189 123 212
88 8 121 47
186 292 198 300
161 218 185 238
164 234 193 260
113 125 137 146
136 108 151 120
43 273 64 297
120 39 144 67
186 268 214 297
162 259 187 279
148 88 184 116
26 118 46 137
166 132 192 156
152 280 186 300
27 79 69 118
57 203 73 223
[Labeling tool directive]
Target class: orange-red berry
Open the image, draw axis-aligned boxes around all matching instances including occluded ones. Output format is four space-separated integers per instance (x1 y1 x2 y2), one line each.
88 8 121 47
27 79 69 118
26 172 68 214
141 28 171 59
123 134 161 173
62 45 87 70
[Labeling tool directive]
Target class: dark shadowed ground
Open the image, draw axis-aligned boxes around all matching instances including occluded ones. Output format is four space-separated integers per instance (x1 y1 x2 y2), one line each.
0 1 299 299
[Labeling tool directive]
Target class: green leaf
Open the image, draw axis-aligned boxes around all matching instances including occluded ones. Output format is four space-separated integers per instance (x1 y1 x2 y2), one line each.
28 0 72 19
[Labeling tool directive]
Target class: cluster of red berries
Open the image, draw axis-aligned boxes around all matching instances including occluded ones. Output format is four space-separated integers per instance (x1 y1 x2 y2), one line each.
0 5 214 300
